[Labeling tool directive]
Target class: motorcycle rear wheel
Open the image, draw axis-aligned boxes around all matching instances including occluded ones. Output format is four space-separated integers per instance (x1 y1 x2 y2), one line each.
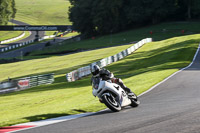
102 92 121 112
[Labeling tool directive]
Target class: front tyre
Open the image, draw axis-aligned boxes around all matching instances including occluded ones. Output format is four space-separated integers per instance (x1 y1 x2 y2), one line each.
102 93 121 112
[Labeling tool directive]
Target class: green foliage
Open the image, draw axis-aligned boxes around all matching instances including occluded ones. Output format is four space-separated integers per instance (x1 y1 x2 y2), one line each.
69 0 200 38
175 0 200 19
0 0 16 25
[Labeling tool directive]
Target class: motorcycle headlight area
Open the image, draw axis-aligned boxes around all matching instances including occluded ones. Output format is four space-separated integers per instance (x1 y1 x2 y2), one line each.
92 84 99 90
95 84 99 89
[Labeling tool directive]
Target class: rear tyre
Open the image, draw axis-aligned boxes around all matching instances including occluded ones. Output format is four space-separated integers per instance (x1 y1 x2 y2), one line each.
130 92 140 107
102 92 121 112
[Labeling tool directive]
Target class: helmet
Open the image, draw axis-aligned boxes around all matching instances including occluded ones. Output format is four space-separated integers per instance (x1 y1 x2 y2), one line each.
91 65 100 75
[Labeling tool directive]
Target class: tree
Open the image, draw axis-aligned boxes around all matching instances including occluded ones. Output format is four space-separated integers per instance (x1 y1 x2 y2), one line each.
175 0 200 20
69 0 126 37
124 0 177 24
69 0 95 37
11 0 17 18
191 0 200 19
92 0 125 35
0 0 17 25
69 0 200 38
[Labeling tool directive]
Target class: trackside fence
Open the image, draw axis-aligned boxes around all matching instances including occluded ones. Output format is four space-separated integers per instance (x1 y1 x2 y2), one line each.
19 73 55 88
66 38 152 82
0 73 54 94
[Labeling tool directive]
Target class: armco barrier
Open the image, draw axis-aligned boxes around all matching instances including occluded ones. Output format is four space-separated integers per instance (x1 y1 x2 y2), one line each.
0 39 34 53
66 38 152 82
0 73 54 94
0 80 18 93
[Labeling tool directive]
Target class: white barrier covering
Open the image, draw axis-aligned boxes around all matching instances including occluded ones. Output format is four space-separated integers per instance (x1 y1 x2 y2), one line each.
78 66 90 78
100 58 107 68
66 38 152 82
39 35 56 41
106 56 113 65
0 39 34 53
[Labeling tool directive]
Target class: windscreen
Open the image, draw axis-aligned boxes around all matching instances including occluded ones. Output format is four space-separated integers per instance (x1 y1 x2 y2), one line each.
92 77 100 90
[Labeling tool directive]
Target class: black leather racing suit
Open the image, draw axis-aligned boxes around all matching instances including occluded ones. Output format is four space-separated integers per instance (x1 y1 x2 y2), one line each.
92 68 132 94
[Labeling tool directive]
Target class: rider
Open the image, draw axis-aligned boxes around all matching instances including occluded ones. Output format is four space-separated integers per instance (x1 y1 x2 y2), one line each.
91 65 134 97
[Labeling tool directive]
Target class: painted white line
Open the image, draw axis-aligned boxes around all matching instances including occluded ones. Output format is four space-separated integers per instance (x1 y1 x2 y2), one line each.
138 44 200 97
8 113 94 133
8 109 110 133
17 113 93 127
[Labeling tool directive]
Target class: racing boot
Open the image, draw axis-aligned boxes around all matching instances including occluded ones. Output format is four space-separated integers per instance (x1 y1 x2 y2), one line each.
116 78 135 98
123 87 135 98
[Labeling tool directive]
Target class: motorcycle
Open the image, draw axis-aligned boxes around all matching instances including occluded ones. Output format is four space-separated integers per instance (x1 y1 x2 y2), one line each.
92 76 140 112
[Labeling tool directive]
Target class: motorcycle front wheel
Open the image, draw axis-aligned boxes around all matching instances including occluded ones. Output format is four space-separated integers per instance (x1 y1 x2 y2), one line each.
102 92 121 112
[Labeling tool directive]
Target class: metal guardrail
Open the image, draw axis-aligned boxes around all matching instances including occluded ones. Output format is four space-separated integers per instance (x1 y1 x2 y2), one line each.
0 39 35 53
0 73 54 94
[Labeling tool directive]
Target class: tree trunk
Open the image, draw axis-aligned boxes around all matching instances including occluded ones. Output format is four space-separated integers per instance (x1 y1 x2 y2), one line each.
187 0 192 20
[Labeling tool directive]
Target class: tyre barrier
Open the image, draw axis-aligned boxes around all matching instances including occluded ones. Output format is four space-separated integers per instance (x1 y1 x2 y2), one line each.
66 38 153 82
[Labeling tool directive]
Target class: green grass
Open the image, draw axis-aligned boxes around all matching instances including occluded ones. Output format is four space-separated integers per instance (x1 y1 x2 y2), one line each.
0 44 133 81
0 34 199 127
3 31 31 44
15 0 71 25
28 21 200 56
57 31 80 38
0 31 23 42
0 23 25 42
0 31 31 43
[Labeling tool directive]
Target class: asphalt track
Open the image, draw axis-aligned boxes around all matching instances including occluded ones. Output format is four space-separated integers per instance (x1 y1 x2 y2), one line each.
14 45 200 133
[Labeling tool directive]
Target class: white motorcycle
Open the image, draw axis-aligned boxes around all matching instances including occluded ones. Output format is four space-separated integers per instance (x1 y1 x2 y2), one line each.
92 76 140 112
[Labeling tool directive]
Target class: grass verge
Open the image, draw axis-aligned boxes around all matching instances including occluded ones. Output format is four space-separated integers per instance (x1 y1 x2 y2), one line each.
0 22 24 42
2 31 31 44
15 0 71 25
0 34 199 127
0 31 24 42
